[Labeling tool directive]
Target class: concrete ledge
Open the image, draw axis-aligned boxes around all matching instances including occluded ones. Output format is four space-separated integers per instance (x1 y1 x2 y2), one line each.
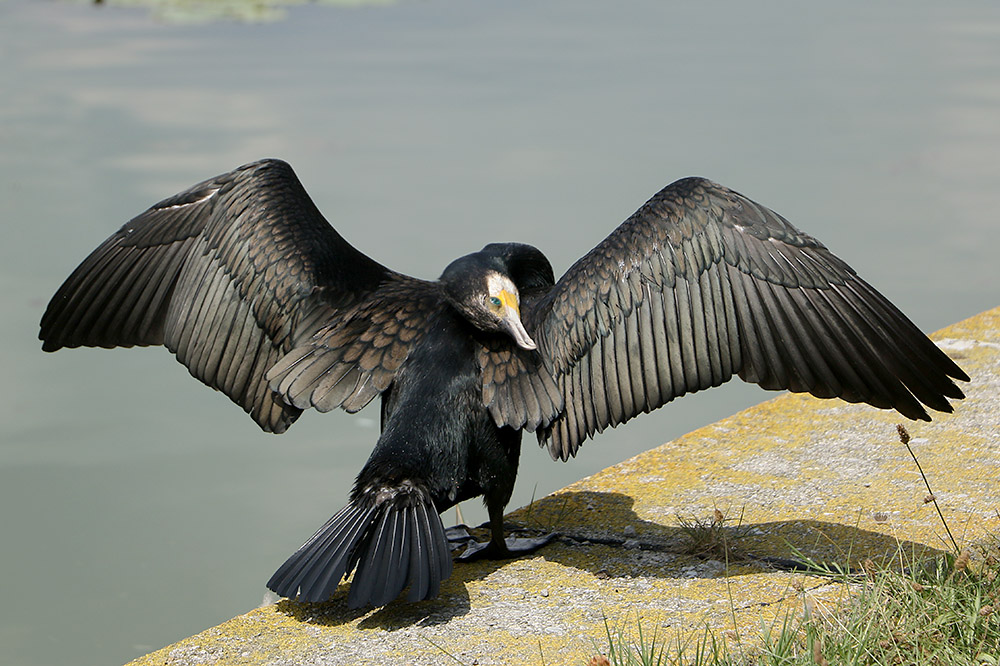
128 307 1000 666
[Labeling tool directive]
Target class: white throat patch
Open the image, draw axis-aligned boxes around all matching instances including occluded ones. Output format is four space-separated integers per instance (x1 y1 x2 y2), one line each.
485 272 519 300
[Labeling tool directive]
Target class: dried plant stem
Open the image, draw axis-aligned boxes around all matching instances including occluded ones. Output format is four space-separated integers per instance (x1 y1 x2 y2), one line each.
897 423 960 552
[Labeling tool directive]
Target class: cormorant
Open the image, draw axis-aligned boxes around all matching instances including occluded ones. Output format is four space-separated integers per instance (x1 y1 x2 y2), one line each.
39 159 968 609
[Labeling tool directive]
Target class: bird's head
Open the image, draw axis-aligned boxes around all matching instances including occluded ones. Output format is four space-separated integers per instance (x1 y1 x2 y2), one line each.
440 244 553 351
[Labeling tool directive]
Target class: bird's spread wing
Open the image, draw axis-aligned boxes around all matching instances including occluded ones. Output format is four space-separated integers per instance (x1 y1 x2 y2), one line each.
527 177 968 461
39 159 406 433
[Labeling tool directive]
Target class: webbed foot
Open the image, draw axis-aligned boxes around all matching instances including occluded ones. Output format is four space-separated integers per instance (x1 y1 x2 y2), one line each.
456 532 556 562
445 524 476 552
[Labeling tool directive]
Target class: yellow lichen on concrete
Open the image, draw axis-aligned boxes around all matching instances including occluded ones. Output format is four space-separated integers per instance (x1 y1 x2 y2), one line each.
128 307 1000 666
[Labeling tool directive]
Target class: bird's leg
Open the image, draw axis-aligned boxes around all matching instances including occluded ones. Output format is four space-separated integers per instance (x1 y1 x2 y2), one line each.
455 504 555 562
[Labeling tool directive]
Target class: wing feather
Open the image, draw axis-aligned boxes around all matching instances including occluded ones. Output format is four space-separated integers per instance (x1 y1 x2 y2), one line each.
266 278 440 416
637 282 661 407
531 177 968 458
578 349 599 435
603 333 624 427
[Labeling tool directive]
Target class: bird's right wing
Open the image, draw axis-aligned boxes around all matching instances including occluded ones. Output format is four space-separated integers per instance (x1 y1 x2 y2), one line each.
530 177 968 461
39 159 415 433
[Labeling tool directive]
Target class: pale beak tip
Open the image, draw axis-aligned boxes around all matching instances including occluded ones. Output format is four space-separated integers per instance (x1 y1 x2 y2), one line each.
501 312 537 351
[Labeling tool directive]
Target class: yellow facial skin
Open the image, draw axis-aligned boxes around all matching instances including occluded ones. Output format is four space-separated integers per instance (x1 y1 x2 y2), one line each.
487 286 536 350
488 289 520 317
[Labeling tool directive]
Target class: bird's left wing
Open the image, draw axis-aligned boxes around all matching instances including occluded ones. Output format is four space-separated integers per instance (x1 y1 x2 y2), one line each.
527 177 968 461
265 276 441 415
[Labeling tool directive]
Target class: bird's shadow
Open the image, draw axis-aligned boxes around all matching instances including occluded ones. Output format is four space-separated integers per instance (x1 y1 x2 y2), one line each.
275 489 945 631
275 585 473 632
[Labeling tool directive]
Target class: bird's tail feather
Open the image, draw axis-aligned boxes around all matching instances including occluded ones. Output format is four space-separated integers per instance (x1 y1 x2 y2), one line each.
266 483 451 609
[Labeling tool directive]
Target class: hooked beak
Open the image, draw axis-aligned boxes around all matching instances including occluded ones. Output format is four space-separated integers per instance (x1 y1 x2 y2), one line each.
497 290 537 350
501 310 537 350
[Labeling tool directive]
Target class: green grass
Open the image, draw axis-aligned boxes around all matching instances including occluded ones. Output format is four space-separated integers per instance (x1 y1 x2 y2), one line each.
589 540 998 666
588 425 1000 666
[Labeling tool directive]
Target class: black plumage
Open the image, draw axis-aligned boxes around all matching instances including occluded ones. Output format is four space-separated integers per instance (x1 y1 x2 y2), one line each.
39 159 968 608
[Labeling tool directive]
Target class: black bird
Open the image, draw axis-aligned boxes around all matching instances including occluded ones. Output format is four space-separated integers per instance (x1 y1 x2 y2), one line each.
39 159 968 609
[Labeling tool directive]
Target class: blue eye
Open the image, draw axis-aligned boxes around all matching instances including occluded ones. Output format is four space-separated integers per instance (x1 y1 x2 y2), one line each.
489 296 502 307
